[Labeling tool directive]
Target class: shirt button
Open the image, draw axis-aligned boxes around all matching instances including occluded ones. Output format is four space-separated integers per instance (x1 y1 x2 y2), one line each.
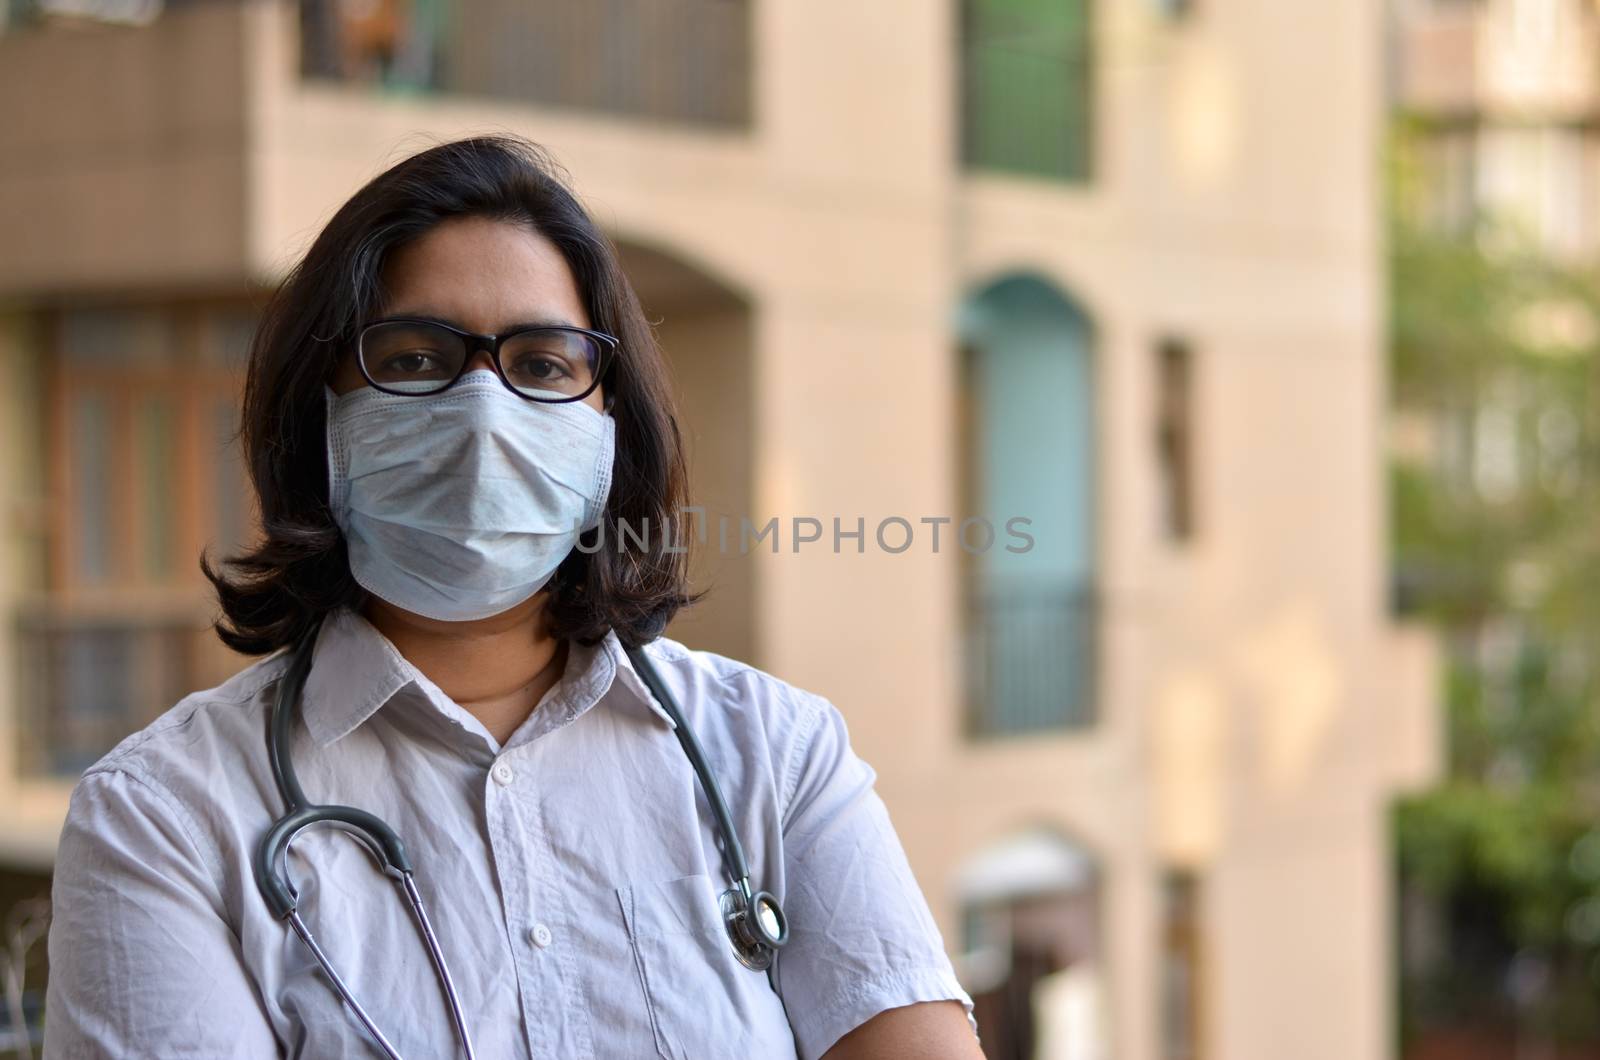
530 923 553 949
491 762 515 787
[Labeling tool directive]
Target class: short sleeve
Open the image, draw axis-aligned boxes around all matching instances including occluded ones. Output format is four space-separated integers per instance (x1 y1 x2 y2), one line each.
43 769 279 1059
773 697 978 1060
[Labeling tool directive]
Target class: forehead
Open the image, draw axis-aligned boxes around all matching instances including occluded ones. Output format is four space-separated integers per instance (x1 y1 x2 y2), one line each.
379 215 590 331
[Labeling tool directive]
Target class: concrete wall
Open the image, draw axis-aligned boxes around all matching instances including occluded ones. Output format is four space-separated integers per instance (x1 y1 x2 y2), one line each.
0 3 253 296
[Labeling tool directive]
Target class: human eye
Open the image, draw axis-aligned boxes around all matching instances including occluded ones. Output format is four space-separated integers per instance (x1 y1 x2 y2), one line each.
361 322 462 389
508 352 574 382
499 329 598 398
381 350 451 376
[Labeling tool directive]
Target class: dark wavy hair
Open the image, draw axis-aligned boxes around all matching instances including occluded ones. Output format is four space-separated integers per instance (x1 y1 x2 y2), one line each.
203 134 695 654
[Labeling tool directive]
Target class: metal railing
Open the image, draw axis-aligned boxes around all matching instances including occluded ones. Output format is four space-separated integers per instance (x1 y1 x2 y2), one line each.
14 608 212 777
299 0 752 128
0 897 49 1060
964 582 1096 737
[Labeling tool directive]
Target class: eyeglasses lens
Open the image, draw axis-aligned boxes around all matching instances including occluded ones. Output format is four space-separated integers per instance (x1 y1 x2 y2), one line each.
360 322 602 401
360 322 466 394
499 329 599 401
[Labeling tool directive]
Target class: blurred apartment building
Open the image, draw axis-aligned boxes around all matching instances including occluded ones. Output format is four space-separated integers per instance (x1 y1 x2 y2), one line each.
0 1 1435 1057
1388 0 1600 516
1392 0 1600 259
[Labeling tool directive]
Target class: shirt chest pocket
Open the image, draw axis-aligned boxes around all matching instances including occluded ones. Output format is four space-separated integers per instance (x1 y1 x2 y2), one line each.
616 873 798 1060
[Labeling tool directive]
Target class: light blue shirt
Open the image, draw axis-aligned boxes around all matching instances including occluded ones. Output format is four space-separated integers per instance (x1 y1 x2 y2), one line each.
43 607 976 1058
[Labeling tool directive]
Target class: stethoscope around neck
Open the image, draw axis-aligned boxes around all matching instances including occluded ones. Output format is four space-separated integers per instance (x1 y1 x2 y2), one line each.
251 618 789 1060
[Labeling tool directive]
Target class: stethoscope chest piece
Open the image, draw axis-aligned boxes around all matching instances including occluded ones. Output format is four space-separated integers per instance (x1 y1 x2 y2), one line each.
258 625 791 1057
622 643 792 974
720 885 789 971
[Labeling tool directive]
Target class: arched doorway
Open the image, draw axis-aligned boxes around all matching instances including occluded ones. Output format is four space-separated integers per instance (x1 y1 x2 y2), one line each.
956 828 1107 1060
616 241 757 662
957 273 1096 736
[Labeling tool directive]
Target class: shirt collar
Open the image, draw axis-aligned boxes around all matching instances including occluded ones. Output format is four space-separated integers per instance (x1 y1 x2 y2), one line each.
299 608 676 749
299 608 414 747
608 635 680 731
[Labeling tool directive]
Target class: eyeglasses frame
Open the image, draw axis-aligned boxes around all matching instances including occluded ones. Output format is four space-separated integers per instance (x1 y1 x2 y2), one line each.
355 316 619 405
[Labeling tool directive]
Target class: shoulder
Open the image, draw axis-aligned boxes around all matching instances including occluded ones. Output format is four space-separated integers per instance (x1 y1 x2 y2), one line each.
53 652 289 898
636 636 830 733
628 636 845 810
65 651 291 858
86 650 288 783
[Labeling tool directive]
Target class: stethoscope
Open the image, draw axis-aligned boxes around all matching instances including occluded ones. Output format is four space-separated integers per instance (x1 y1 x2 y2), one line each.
252 617 790 1060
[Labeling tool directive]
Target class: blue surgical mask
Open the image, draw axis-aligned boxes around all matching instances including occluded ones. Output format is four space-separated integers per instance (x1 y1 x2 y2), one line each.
325 371 616 622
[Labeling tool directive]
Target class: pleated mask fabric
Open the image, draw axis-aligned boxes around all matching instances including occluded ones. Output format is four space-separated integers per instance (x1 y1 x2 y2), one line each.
326 371 615 621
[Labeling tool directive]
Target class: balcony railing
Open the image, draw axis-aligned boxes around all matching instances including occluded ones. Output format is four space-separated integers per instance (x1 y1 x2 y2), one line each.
299 0 752 128
14 607 216 777
964 582 1096 737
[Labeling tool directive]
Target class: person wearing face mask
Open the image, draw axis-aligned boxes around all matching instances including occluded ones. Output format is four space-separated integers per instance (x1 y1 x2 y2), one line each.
41 136 982 1060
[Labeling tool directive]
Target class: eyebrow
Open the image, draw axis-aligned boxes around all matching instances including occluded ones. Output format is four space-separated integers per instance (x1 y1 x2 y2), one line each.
386 310 584 333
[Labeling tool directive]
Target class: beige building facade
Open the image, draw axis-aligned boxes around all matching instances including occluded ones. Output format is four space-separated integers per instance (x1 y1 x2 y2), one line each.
0 1 1435 1058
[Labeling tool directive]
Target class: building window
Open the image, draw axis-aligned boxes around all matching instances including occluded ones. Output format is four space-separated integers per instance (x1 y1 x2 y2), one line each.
1411 125 1479 238
961 0 1093 182
1161 870 1204 1060
16 301 258 777
1155 337 1197 543
959 275 1097 737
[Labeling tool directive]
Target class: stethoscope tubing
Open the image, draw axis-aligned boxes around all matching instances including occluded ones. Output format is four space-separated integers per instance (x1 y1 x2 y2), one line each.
621 644 752 884
252 619 786 1060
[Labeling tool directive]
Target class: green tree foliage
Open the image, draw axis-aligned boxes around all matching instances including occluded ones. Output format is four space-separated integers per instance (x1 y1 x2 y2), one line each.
1389 117 1600 1043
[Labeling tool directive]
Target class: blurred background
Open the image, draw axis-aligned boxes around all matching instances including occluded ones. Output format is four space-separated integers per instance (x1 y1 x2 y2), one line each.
2 0 1599 1057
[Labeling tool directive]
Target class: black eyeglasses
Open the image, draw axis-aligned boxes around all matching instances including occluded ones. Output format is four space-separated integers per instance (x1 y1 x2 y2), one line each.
356 317 618 403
